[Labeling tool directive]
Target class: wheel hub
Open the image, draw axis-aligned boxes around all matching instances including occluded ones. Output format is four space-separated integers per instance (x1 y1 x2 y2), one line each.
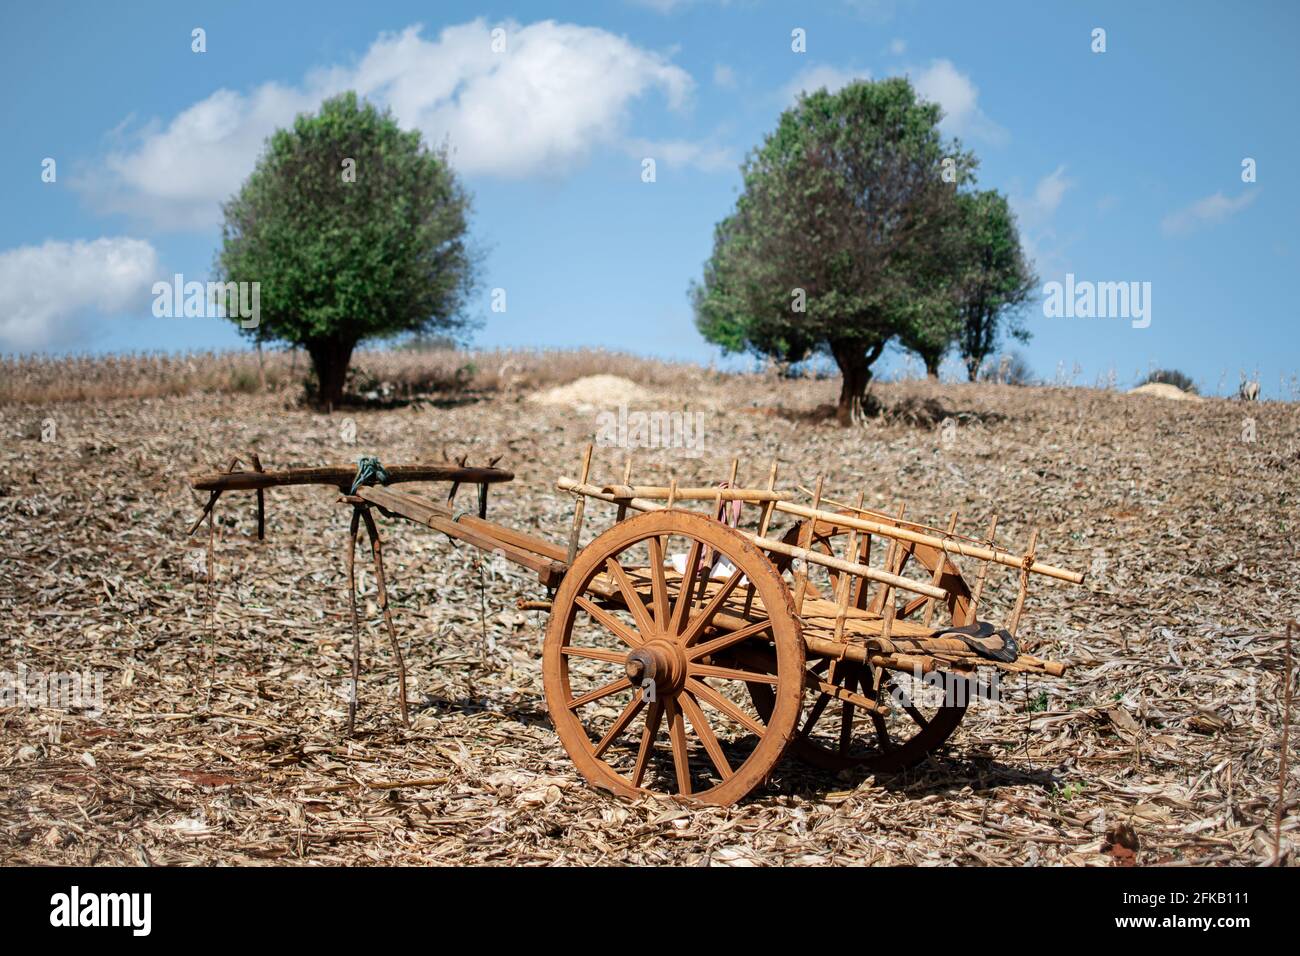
624 639 686 696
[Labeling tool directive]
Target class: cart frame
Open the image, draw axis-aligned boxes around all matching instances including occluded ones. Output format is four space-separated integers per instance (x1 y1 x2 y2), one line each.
188 447 1084 806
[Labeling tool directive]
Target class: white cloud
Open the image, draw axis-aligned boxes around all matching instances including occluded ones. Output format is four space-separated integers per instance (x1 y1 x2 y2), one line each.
782 65 871 103
1031 165 1073 218
81 20 695 230
1009 166 1076 274
888 38 907 55
713 63 737 89
626 137 734 172
0 238 159 350
910 59 1005 144
1012 165 1074 227
1161 190 1260 237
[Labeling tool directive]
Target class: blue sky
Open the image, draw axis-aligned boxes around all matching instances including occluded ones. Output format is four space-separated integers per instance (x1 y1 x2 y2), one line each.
2 0 1296 395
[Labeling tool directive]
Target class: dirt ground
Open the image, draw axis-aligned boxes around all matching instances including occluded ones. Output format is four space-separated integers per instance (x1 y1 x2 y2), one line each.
1 374 1297 865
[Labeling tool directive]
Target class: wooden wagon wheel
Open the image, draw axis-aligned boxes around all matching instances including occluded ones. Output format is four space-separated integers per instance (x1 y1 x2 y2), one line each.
543 509 804 805
750 513 974 772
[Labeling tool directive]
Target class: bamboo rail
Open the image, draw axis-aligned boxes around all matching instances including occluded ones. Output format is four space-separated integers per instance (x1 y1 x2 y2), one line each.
774 500 1084 585
557 477 947 601
599 484 791 503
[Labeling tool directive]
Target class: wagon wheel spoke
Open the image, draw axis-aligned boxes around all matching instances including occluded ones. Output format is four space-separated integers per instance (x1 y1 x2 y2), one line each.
687 618 772 661
561 645 627 665
574 595 643 648
567 676 631 710
631 700 665 788
839 704 855 754
691 662 778 685
605 558 656 637
594 691 645 758
647 535 671 629
881 674 930 730
681 568 744 647
687 677 766 738
902 700 931 729
863 668 894 748
665 697 692 796
669 538 703 635
839 670 858 754
801 691 833 738
680 691 733 780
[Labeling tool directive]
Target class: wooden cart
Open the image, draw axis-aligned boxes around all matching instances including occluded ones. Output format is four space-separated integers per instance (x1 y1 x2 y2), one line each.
190 449 1084 806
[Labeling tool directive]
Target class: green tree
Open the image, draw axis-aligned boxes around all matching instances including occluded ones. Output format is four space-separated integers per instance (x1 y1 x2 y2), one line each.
953 190 1035 381
693 78 974 425
217 92 477 408
897 300 958 379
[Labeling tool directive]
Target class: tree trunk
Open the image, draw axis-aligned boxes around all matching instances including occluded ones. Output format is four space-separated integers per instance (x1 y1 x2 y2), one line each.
837 361 871 426
830 338 884 427
306 339 356 411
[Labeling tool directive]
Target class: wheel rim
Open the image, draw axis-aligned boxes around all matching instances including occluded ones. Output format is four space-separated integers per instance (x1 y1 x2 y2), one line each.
748 655 968 771
543 510 804 805
753 512 970 771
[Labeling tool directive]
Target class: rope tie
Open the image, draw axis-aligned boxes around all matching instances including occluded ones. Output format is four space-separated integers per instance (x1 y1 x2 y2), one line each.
349 456 390 495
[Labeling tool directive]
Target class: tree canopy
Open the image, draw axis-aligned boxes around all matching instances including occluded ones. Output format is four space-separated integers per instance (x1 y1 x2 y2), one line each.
693 77 1032 421
952 190 1036 380
217 92 477 407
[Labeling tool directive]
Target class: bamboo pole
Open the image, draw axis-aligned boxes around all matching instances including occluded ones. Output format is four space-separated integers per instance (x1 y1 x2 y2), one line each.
831 492 865 646
555 478 948 601
869 502 906 616
745 460 779 619
777 500 1083 584
600 485 790 502
615 457 633 522
566 445 594 564
922 510 959 628
756 461 779 538
1007 528 1038 637
792 476 824 616
797 488 1012 551
966 513 999 624
877 503 906 643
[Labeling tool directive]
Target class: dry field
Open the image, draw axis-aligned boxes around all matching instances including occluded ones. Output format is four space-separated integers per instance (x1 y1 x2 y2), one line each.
1 354 1297 866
